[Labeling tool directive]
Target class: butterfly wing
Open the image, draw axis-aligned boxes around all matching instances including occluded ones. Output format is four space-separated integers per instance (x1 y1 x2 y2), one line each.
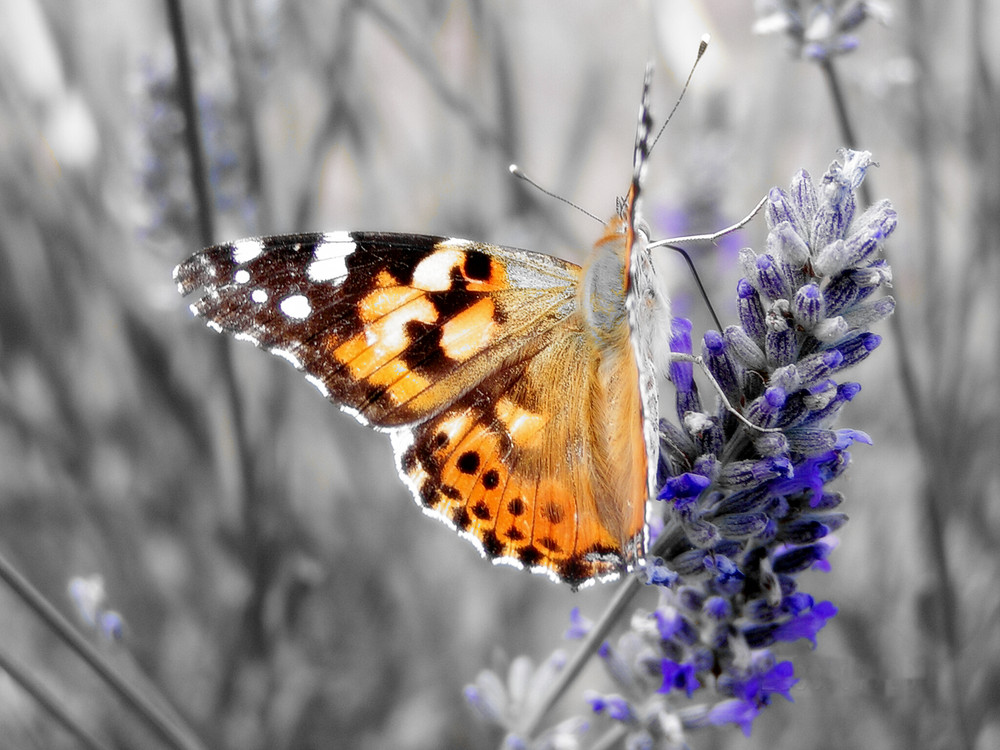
175 232 579 428
176 231 647 585
393 311 647 585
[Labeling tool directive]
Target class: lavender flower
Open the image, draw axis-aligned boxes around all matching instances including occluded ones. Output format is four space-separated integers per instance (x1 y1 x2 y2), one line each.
466 150 895 747
753 0 892 60
68 574 126 642
465 652 589 749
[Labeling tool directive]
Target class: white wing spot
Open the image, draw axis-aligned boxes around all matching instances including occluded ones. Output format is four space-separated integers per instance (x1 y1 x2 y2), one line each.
308 231 356 282
234 269 251 284
272 348 302 368
233 239 263 264
412 247 462 291
279 294 311 319
251 288 268 304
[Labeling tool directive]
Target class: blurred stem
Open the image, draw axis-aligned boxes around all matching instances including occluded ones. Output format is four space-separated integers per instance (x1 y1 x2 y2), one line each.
163 0 266 719
818 54 972 750
519 575 646 740
164 0 215 245
0 550 204 750
818 59 925 417
519 523 686 741
364 1 502 147
901 5 975 748
219 0 272 233
0 646 109 750
818 59 867 203
291 0 363 231
589 723 628 750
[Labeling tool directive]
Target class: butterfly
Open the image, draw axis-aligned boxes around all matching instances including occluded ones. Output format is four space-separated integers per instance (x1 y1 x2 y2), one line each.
174 65 670 587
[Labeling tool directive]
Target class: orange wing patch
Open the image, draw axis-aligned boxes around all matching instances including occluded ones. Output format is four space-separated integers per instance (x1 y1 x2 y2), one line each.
495 397 547 449
396 415 627 585
332 295 437 379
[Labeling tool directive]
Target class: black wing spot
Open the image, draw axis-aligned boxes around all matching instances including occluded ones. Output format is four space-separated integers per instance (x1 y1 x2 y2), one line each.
482 469 500 490
463 250 492 281
400 320 449 374
401 446 417 473
542 502 564 525
471 501 492 520
537 536 562 553
457 451 480 474
507 497 526 516
451 505 472 531
558 556 593 587
518 546 543 566
480 529 504 558
504 527 525 542
417 480 437 508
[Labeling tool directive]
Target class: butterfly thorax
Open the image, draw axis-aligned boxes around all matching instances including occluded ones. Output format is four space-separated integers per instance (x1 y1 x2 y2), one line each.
579 217 631 349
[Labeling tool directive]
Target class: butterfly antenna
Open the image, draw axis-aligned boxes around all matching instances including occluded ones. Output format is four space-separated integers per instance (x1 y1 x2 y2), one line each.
649 34 710 154
509 164 606 226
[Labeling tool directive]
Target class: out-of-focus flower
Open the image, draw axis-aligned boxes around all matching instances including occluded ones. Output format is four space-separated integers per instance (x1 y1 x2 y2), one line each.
68 574 126 642
753 0 892 60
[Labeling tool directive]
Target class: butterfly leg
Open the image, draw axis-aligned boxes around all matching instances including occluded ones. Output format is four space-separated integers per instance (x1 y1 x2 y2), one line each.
647 194 769 250
668 352 782 434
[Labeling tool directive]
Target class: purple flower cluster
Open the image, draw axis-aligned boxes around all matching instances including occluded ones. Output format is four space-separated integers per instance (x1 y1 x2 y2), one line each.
466 150 895 747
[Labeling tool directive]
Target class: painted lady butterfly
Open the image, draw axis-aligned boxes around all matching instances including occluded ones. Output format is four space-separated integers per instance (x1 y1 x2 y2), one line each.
174 65 669 587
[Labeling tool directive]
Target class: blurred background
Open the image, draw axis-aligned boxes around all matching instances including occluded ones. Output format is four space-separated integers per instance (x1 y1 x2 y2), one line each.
0 0 997 748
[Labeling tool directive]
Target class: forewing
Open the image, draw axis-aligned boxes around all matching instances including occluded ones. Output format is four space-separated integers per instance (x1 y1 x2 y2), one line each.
174 231 580 428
